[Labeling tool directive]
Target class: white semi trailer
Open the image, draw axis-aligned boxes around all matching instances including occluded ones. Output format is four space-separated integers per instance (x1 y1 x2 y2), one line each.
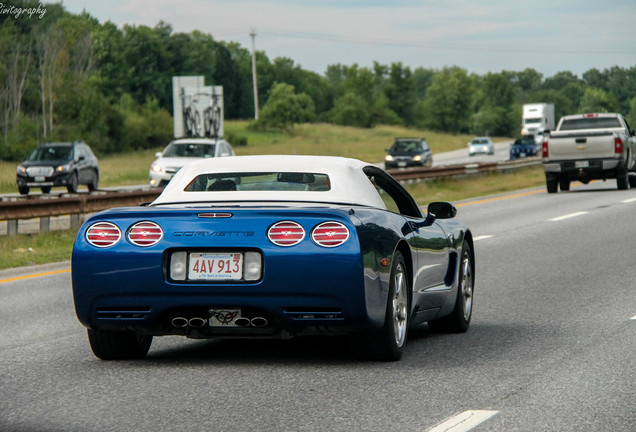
521 103 555 144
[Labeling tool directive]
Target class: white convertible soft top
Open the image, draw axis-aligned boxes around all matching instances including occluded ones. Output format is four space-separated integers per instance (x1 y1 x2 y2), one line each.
151 155 387 209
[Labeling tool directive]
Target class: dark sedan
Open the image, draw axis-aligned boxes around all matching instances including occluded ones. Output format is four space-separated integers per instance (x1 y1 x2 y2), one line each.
385 138 433 169
509 136 540 160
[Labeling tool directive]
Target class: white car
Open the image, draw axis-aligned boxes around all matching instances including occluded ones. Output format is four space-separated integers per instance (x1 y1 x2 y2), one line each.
149 138 234 187
468 137 494 156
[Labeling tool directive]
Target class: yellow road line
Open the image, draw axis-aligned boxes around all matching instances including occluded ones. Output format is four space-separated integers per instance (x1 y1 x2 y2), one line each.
0 268 70 284
456 188 544 207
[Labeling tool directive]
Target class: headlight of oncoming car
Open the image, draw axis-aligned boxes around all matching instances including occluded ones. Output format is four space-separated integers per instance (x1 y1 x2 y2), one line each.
413 155 422 161
151 163 163 173
17 165 26 174
385 155 394 161
56 163 72 173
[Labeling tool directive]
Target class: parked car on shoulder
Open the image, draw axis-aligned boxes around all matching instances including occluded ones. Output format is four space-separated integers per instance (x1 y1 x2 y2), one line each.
149 137 234 187
384 137 433 169
468 137 494 156
509 135 540 160
16 141 99 195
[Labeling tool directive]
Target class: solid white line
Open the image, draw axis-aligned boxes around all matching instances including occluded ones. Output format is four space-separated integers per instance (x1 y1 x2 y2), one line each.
473 235 493 241
427 410 499 432
622 197 636 203
548 211 588 222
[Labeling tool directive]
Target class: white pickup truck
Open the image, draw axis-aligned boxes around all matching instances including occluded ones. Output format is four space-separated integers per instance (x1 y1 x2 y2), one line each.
542 113 636 193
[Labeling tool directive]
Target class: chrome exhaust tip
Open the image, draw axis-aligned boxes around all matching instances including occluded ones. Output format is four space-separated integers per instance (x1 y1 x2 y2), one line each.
234 317 251 327
188 317 207 328
171 317 189 328
251 317 268 328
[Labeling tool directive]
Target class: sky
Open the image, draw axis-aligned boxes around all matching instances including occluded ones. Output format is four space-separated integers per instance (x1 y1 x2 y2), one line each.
59 0 636 78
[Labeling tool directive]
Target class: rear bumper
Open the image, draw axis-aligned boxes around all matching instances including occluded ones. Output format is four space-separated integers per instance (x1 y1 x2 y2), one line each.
72 249 385 338
543 158 623 179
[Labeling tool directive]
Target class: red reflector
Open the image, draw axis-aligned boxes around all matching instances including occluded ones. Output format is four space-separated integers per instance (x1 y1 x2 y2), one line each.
127 221 163 247
311 221 350 247
86 222 121 248
542 141 549 158
268 221 305 246
615 137 623 154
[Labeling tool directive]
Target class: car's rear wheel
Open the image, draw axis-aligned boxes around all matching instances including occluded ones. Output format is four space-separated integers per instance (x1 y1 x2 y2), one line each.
546 176 558 193
88 170 98 192
67 172 78 193
617 166 629 190
87 328 152 360
18 185 29 195
428 241 474 333
357 251 409 361
559 176 570 191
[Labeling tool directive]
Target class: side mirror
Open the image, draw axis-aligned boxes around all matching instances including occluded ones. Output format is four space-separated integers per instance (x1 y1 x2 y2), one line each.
427 202 457 219
155 152 162 158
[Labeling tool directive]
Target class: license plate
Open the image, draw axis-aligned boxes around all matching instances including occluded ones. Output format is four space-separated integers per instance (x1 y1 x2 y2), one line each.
209 308 242 327
35 176 45 182
519 152 526 157
575 161 589 168
398 161 407 167
188 252 243 280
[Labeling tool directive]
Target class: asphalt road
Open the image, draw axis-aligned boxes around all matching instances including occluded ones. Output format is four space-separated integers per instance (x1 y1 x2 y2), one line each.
1 180 634 432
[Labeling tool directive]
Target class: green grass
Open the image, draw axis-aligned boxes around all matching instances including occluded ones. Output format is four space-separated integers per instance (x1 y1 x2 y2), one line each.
1 121 534 270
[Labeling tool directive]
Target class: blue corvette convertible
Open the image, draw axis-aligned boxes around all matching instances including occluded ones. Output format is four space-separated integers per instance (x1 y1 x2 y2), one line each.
72 155 474 361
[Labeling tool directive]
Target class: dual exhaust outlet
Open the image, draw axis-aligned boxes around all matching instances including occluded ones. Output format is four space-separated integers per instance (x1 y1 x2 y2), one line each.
171 316 268 328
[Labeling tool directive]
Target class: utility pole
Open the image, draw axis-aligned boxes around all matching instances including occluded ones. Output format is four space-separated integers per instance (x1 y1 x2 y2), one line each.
250 28 259 120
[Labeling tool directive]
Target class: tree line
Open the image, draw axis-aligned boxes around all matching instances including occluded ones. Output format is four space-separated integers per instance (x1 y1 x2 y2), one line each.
2 0 636 161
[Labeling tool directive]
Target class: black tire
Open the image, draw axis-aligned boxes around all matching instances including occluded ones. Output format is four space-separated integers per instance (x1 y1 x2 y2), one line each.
67 172 78 193
559 176 570 191
18 185 29 195
546 177 558 193
629 174 636 188
184 108 194 136
41 186 51 194
428 241 474 333
357 251 410 361
88 170 98 192
87 328 152 360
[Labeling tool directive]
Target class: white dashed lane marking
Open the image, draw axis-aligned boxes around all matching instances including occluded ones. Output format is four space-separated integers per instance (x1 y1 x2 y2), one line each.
548 211 589 222
426 410 500 432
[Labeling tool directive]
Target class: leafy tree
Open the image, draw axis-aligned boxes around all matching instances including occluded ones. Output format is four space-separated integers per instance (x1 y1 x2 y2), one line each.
578 88 619 113
330 92 371 128
418 67 475 133
254 83 315 130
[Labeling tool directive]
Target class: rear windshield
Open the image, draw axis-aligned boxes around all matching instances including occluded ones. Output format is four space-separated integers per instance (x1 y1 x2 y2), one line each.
184 172 331 192
559 117 622 131
163 142 216 158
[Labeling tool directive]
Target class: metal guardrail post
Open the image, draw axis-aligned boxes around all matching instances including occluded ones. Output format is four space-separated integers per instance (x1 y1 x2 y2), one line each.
7 220 17 236
40 217 50 233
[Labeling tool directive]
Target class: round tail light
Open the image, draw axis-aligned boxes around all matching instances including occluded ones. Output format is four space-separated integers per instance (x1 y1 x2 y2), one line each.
86 222 121 248
267 221 305 246
311 221 349 247
127 221 163 247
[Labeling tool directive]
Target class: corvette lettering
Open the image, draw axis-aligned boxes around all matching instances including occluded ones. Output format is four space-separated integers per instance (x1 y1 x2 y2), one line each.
173 231 254 237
